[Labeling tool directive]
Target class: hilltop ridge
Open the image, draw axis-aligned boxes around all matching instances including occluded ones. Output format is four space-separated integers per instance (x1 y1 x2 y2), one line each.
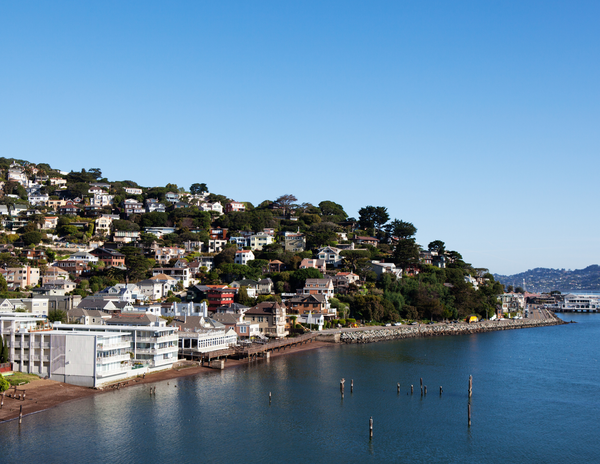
493 265 600 293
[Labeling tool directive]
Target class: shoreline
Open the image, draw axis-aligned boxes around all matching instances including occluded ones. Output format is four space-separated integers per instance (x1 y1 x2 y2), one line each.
0 316 565 423
334 314 566 344
0 340 332 424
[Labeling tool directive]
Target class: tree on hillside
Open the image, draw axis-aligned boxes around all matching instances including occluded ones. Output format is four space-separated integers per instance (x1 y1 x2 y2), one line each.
88 168 102 180
318 201 347 222
428 240 446 254
340 249 371 273
290 268 323 291
393 238 420 271
120 246 153 282
190 183 208 195
358 206 389 231
213 245 237 269
386 219 417 239
21 231 43 246
273 194 298 216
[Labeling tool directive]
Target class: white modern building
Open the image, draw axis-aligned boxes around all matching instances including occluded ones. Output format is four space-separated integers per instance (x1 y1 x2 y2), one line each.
0 314 179 388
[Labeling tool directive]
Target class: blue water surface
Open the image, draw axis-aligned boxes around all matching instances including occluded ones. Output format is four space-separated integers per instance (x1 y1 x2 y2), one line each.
1 314 598 464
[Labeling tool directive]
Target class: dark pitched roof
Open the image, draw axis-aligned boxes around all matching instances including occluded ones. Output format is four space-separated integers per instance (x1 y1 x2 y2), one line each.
288 294 326 304
167 316 225 331
212 302 249 313
246 301 285 315
210 313 241 325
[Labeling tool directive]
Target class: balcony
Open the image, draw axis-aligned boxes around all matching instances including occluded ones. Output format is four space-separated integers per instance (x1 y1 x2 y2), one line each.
96 354 130 364
135 334 178 343
97 341 131 351
136 346 178 356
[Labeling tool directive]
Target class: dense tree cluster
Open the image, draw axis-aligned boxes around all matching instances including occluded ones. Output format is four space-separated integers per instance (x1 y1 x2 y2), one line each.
0 158 506 322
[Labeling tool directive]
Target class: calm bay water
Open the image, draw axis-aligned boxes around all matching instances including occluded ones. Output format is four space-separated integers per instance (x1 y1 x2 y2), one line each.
2 314 599 463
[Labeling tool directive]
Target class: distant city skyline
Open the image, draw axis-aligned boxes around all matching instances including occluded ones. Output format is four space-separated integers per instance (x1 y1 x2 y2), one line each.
2 1 599 275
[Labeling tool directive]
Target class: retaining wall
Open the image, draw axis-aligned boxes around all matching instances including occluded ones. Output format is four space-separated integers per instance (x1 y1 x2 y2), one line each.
339 316 566 344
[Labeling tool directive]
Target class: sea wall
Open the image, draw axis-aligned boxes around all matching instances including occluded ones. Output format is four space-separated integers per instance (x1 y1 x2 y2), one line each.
339 316 565 344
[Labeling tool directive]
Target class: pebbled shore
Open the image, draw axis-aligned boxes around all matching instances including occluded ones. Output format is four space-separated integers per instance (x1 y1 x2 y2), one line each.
339 315 566 344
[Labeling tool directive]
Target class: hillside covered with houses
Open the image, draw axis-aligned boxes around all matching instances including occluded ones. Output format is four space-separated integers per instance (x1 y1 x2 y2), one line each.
0 158 505 330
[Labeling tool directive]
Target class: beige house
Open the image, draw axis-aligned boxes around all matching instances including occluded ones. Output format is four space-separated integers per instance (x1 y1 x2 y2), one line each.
95 216 113 235
244 302 288 338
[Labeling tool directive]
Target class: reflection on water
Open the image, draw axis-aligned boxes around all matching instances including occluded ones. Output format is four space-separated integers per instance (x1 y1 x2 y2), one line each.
2 314 600 463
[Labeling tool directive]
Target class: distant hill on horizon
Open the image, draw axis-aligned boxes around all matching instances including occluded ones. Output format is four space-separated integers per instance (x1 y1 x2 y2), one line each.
493 265 600 293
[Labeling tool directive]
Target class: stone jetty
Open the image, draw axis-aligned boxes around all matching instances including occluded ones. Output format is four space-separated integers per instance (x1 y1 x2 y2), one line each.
334 315 565 344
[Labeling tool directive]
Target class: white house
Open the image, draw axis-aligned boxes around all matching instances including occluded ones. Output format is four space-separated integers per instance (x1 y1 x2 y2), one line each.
248 232 274 251
371 261 402 279
317 246 343 267
234 250 255 265
68 251 99 263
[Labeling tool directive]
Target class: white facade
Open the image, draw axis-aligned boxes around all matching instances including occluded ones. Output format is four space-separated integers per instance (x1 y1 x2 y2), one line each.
91 193 114 207
556 294 600 311
371 261 402 279
178 327 237 354
234 250 255 265
248 233 274 251
317 246 343 267
162 302 208 318
1 314 177 387
298 312 325 331
68 251 99 263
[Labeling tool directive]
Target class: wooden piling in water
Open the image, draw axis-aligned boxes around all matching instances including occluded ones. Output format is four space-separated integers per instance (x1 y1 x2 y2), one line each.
340 378 345 398
424 386 427 395
468 375 473 398
468 403 471 426
19 405 22 424
369 416 373 439
351 379 353 393
439 386 443 395
269 392 272 404
397 383 400 393
411 385 414 394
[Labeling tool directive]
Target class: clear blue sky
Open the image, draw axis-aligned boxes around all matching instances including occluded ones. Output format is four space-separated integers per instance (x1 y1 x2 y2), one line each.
1 1 599 275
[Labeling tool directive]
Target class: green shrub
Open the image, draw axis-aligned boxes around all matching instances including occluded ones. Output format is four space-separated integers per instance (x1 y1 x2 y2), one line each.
0 375 9 392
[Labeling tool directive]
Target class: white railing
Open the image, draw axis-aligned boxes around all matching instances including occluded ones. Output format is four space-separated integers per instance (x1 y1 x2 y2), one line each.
136 346 178 355
135 334 178 343
97 341 131 351
96 354 130 364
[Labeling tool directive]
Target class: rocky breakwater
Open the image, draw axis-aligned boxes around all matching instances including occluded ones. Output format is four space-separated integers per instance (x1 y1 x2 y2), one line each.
340 315 566 344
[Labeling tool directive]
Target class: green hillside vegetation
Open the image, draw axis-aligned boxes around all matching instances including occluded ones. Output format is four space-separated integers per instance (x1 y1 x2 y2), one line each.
0 158 504 322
